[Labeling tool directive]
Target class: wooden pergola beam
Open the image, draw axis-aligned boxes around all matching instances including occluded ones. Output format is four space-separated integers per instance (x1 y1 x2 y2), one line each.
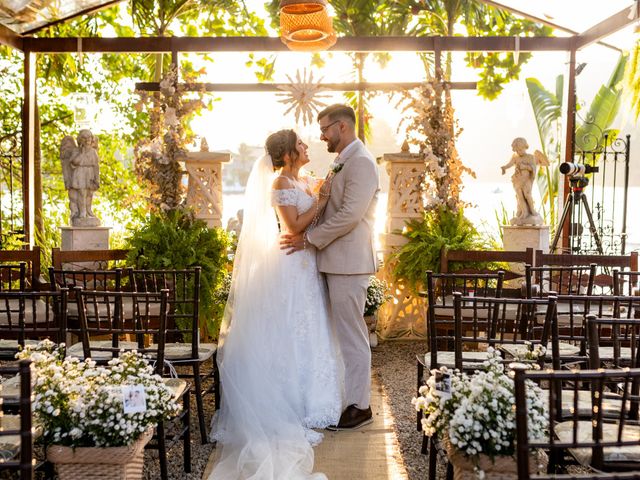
22 35 574 54
0 23 23 50
576 4 638 50
134 81 477 93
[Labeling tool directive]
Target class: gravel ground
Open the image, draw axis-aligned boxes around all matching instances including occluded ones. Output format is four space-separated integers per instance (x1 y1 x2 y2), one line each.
143 366 217 480
142 342 431 480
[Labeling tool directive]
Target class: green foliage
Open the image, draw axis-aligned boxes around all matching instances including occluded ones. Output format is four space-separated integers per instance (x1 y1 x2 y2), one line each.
575 54 627 152
493 203 510 243
525 54 627 231
124 208 231 340
624 39 640 120
391 206 489 292
413 0 551 99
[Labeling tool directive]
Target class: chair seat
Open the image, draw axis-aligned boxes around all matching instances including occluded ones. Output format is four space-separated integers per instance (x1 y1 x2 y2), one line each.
551 390 625 418
0 415 34 461
67 298 162 320
500 342 579 360
148 342 217 361
0 299 52 325
597 346 633 362
163 378 188 402
66 340 139 360
0 338 40 352
420 351 490 371
556 420 640 466
436 296 524 320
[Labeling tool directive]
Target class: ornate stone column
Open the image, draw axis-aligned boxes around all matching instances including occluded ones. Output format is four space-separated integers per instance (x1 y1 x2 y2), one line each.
181 148 230 228
377 142 428 340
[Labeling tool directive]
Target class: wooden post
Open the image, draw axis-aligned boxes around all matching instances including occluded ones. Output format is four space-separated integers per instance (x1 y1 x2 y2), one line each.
560 45 577 252
21 50 36 247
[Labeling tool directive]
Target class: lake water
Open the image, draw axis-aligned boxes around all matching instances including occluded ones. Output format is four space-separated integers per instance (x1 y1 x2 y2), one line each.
222 182 640 253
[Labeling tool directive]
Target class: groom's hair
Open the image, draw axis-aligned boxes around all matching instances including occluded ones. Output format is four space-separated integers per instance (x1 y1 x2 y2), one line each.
317 104 356 126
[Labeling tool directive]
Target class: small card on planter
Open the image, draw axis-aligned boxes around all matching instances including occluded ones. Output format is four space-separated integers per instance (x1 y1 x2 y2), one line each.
122 385 147 414
434 371 452 400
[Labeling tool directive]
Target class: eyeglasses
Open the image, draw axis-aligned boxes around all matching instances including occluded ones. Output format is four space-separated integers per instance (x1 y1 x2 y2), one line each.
320 120 340 134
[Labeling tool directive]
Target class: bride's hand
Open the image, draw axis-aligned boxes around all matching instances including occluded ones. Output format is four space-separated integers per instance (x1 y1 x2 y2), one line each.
280 232 305 255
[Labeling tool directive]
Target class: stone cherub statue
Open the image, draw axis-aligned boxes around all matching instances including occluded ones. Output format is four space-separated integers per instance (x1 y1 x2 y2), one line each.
501 137 549 226
59 129 101 227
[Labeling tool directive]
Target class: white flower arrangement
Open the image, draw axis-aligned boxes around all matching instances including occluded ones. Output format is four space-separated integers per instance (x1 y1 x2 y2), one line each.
17 340 181 448
364 276 392 317
412 348 547 463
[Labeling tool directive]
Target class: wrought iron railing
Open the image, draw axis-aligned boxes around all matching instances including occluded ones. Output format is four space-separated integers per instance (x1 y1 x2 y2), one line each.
0 133 24 246
571 123 631 255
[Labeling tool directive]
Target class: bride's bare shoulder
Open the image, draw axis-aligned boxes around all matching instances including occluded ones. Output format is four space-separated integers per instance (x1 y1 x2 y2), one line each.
272 176 294 190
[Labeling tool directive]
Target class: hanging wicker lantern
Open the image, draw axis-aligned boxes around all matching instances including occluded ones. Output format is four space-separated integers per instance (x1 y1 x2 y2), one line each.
279 0 336 52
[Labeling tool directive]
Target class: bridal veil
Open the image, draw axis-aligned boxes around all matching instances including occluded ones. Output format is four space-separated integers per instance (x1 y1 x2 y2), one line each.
209 153 326 480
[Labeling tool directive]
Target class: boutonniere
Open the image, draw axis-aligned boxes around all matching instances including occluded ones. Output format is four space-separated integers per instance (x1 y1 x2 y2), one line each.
329 162 344 175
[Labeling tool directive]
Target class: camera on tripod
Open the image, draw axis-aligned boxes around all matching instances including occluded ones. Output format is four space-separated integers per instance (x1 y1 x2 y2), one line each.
559 162 599 176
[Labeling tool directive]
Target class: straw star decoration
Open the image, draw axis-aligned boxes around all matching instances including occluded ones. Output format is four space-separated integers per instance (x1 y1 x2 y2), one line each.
277 69 330 126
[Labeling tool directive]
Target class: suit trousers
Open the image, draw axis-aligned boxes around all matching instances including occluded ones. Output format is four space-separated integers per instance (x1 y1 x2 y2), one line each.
325 273 371 410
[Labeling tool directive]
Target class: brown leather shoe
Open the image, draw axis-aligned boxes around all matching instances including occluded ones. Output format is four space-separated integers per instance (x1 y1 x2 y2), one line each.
326 405 373 431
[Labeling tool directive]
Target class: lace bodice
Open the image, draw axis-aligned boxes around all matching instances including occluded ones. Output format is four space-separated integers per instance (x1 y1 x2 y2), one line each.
271 187 315 215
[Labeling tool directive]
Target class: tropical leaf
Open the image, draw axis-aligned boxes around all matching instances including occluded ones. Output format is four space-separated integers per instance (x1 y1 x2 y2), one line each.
575 54 627 153
525 77 562 159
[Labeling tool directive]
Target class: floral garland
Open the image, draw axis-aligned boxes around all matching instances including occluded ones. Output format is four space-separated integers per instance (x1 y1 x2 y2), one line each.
135 65 206 211
400 73 475 211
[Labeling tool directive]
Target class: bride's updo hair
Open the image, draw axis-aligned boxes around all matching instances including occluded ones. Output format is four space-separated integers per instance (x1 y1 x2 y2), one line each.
265 129 298 170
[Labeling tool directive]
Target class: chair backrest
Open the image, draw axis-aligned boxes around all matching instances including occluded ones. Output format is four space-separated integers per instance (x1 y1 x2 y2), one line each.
514 367 640 478
613 270 640 296
535 250 639 294
0 289 68 356
587 313 640 370
548 294 640 369
429 294 557 371
51 247 129 271
127 268 200 355
0 247 41 290
0 360 34 479
440 246 534 281
49 267 123 292
525 264 596 297
426 270 504 358
0 263 26 291
75 289 169 370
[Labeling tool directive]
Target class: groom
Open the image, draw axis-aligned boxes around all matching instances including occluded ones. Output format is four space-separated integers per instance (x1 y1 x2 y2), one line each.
282 104 380 430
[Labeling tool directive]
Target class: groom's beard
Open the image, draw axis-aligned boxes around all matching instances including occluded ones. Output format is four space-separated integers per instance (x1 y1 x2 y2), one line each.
325 139 338 153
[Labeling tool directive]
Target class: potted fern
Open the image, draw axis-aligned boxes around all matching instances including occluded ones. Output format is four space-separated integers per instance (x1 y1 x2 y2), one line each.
124 207 230 340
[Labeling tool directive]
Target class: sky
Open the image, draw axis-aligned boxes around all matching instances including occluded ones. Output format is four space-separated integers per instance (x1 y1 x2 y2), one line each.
181 1 640 186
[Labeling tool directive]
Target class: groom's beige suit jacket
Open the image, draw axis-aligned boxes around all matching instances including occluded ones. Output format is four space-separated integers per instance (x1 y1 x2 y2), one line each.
308 139 380 274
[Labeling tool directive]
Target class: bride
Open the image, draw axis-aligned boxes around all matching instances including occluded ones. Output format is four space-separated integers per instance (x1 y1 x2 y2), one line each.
209 129 344 479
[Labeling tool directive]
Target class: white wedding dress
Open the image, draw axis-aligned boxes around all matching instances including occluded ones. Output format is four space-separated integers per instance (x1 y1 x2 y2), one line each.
209 154 344 480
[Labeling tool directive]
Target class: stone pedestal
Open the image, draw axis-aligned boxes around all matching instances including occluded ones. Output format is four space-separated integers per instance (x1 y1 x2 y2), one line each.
61 226 110 251
180 150 231 228
502 225 550 253
60 226 111 269
377 143 428 340
502 225 550 281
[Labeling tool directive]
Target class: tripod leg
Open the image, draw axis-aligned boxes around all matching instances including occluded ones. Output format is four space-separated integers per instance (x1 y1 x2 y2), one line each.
551 192 575 253
579 193 604 254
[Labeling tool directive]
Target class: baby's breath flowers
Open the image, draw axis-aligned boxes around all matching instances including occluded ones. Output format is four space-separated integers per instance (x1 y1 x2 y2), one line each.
364 276 392 317
412 348 547 473
18 340 181 447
